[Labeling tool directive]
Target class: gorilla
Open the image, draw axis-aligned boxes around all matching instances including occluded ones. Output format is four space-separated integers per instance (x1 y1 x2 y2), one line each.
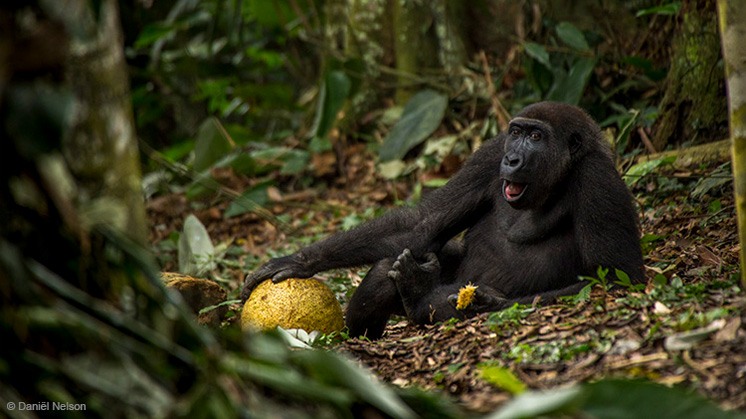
241 102 644 339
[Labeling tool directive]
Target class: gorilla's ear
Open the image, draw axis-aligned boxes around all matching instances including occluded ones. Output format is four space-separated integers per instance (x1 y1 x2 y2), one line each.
569 133 583 154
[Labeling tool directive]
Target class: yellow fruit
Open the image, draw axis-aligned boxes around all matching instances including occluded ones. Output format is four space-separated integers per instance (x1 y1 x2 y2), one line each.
456 284 478 310
241 278 344 334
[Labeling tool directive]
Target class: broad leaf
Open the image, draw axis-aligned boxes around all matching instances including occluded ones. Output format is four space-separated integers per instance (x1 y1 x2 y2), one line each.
478 364 527 395
524 42 551 68
178 214 216 275
379 90 448 162
487 387 583 419
582 379 742 419
224 182 270 219
292 350 417 419
309 70 351 142
193 117 233 172
556 22 589 51
636 2 682 17
623 155 677 186
547 57 596 105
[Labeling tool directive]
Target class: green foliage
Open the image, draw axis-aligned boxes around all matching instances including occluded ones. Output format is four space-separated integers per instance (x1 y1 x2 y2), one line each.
488 379 744 419
379 89 449 162
623 155 677 187
485 304 534 331
223 181 271 218
636 2 683 17
131 0 313 184
579 267 645 293
310 70 352 145
691 162 733 200
519 21 596 105
505 329 612 364
192 117 234 172
477 363 527 395
178 214 217 275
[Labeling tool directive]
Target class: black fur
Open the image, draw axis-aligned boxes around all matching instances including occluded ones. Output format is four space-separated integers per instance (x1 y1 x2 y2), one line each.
242 102 644 339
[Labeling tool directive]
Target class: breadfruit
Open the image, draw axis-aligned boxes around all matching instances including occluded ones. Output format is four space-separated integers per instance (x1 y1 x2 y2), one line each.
241 278 344 334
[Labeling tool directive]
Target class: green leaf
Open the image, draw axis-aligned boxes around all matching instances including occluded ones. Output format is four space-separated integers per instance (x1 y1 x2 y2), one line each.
250 147 310 175
379 90 448 162
224 182 270 219
247 0 297 27
310 70 352 140
488 386 584 419
623 156 677 186
478 364 527 395
636 2 682 17
556 22 589 51
178 215 216 275
576 283 593 302
524 42 551 68
134 23 174 49
292 350 417 419
691 163 732 199
614 269 632 287
279 149 310 175
546 57 596 105
193 117 233 172
582 379 744 419
228 154 259 176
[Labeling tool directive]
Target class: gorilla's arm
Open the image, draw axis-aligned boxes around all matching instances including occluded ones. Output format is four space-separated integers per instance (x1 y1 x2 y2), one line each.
241 139 504 299
573 152 645 282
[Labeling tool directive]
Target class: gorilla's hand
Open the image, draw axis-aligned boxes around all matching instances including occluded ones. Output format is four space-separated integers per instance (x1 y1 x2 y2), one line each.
447 285 508 316
240 253 315 301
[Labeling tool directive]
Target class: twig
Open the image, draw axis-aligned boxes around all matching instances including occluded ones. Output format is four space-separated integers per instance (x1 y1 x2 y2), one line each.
478 50 511 130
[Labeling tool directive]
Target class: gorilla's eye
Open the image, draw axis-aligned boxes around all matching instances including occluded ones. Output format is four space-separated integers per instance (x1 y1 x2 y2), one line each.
530 131 542 141
510 127 522 137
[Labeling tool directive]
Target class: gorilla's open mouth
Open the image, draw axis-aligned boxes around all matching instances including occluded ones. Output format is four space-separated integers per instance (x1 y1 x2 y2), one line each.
502 180 527 202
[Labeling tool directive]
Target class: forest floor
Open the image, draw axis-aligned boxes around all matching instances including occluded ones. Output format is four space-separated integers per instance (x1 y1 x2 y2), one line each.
147 147 745 414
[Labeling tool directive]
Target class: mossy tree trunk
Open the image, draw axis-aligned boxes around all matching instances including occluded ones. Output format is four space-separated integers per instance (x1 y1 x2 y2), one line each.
654 0 728 150
64 0 148 245
392 0 468 103
717 0 746 288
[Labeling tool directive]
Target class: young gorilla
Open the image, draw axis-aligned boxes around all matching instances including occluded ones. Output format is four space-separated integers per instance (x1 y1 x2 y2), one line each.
242 102 644 339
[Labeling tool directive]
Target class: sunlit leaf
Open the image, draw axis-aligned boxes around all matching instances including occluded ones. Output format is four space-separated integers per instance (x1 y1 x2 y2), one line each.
623 156 677 186
636 2 682 17
478 364 527 395
178 214 215 275
379 90 448 162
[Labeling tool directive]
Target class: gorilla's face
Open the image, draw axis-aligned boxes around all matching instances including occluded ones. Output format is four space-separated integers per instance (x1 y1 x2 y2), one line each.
500 117 571 209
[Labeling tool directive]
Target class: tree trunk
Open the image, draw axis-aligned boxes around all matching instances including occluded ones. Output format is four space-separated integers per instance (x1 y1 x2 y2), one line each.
392 0 467 103
717 0 746 288
654 0 728 150
63 0 148 245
